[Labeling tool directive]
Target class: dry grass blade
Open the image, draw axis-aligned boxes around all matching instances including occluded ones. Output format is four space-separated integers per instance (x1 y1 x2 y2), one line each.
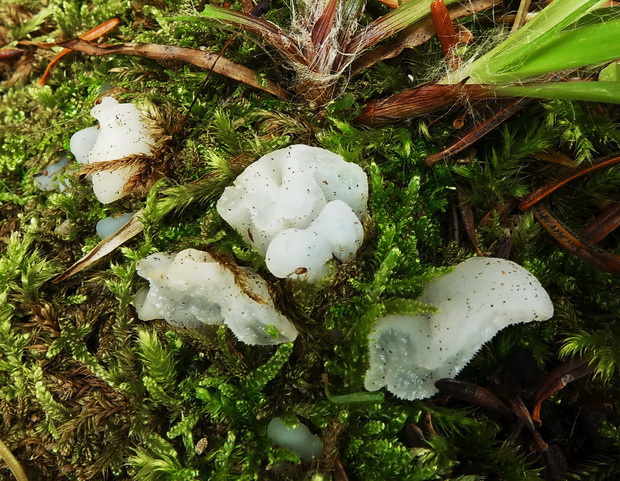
533 205 620 274
37 18 120 86
580 201 620 245
426 97 532 165
510 0 533 32
349 0 462 52
53 213 145 283
519 154 620 210
312 0 339 48
197 6 307 65
457 191 485 256
351 0 498 76
35 39 291 99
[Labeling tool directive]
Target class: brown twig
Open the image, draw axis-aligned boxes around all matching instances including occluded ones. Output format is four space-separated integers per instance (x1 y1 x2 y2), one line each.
31 39 291 100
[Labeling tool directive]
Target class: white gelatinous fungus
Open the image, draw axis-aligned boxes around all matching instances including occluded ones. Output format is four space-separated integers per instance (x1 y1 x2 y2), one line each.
267 418 323 463
34 156 68 191
216 144 368 281
133 248 298 345
69 97 154 204
365 257 554 400
96 212 133 239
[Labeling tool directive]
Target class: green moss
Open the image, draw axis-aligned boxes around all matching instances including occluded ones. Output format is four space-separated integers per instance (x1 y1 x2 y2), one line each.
0 0 619 480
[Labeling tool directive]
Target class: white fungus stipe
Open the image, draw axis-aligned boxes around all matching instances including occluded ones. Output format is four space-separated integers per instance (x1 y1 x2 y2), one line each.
133 249 298 345
216 144 368 282
364 257 554 400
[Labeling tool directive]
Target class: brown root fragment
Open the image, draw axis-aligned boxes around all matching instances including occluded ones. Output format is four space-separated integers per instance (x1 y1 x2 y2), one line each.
32 39 291 100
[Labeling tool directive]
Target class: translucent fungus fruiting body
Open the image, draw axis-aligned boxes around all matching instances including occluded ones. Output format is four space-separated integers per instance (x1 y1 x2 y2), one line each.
216 144 368 282
266 418 323 462
365 257 554 400
133 249 298 345
70 97 154 204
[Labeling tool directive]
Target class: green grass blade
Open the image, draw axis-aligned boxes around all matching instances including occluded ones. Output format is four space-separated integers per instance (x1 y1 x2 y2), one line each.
493 81 620 104
448 0 606 83
485 19 620 83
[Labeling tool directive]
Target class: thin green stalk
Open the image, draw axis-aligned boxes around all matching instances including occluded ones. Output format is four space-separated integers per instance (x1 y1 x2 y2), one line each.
492 81 620 104
0 438 28 481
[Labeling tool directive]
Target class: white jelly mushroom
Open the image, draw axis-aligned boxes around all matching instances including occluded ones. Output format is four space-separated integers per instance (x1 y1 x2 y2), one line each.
266 200 364 282
267 418 322 462
365 257 554 400
216 144 368 281
34 156 68 191
96 212 133 239
70 97 154 204
70 127 99 164
133 248 297 345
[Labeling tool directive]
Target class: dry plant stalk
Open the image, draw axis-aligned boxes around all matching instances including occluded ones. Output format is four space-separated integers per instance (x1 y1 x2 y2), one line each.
37 18 120 86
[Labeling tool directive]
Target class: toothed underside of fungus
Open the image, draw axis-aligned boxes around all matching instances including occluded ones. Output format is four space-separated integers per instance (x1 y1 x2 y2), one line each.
133 249 298 345
365 257 554 400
